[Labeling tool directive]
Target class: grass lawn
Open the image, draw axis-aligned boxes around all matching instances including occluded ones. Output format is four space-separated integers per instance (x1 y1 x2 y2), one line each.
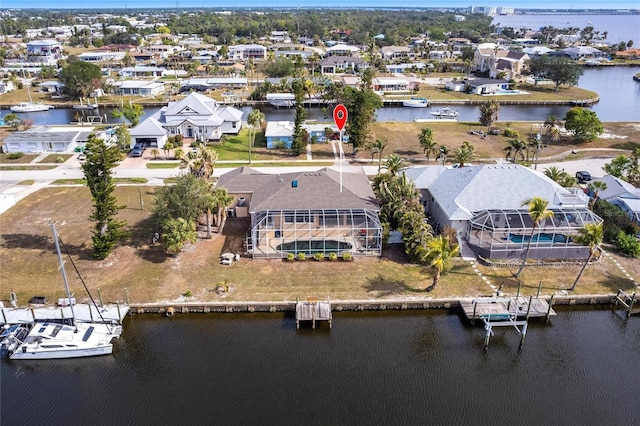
0 187 637 307
39 154 73 163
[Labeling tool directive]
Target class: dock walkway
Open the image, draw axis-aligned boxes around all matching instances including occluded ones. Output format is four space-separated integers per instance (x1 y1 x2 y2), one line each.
295 299 332 329
460 297 556 322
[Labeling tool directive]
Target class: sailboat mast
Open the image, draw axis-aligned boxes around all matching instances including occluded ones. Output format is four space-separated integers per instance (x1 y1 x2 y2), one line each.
50 222 77 328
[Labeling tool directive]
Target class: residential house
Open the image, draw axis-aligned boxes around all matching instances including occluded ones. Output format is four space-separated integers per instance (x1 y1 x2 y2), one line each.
129 92 243 148
326 44 361 57
379 46 412 61
2 126 111 153
78 51 126 63
119 65 166 78
264 121 338 148
0 80 15 94
216 167 382 258
404 164 601 260
464 77 511 95
615 48 640 60
113 80 166 97
319 55 367 74
386 63 426 74
591 175 640 227
270 31 291 43
372 76 410 93
26 40 64 66
228 44 267 61
473 44 529 80
560 46 605 60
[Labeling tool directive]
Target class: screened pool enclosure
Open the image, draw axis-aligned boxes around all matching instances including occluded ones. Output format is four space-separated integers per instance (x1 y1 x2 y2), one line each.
466 208 603 260
247 209 382 258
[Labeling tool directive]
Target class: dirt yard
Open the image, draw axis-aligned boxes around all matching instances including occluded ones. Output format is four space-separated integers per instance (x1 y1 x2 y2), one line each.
0 187 638 307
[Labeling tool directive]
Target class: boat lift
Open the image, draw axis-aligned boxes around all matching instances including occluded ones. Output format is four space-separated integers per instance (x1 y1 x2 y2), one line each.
480 309 529 352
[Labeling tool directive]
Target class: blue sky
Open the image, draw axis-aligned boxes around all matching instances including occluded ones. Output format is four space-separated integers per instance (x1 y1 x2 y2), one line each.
9 1 640 9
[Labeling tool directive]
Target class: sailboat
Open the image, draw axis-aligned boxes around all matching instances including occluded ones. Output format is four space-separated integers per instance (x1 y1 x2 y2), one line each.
10 73 53 113
6 223 122 360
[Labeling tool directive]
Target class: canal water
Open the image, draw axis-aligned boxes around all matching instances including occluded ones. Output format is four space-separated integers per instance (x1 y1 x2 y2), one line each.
1 307 638 425
3 66 639 126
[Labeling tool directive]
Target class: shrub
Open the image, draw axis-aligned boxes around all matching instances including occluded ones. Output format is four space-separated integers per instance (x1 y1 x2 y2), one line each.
174 134 183 142
328 252 338 261
183 290 192 297
286 253 295 261
313 253 323 261
341 252 353 261
296 252 306 261
55 156 65 163
6 152 24 160
503 128 519 138
272 140 288 150
614 231 640 258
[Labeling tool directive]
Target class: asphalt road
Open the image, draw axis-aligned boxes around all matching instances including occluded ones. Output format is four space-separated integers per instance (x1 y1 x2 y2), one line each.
0 155 614 215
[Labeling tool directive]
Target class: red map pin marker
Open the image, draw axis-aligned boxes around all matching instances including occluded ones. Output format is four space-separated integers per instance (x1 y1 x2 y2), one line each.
333 104 348 132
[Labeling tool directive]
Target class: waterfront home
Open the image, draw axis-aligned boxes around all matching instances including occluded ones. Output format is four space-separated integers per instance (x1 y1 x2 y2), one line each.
463 78 512 95
614 48 640 60
326 44 361 57
113 80 166 97
264 121 337 148
2 126 111 153
473 44 529 79
129 92 242 148
379 46 412 61
78 51 126 63
591 175 640 227
559 46 604 60
405 164 602 260
372 76 411 93
386 63 426 74
216 167 382 258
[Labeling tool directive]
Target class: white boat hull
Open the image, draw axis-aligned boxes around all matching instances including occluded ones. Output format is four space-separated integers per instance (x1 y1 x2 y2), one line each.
10 103 52 113
10 343 113 359
402 99 429 108
8 322 121 360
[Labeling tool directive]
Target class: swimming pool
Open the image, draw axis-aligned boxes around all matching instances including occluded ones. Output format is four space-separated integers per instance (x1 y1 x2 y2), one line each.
276 240 353 254
509 233 570 244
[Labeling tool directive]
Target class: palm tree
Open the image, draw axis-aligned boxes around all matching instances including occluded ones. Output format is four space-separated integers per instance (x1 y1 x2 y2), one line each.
587 180 607 210
515 197 554 278
544 166 565 183
163 141 175 160
211 188 235 233
369 138 388 172
423 235 460 291
503 139 527 163
453 141 475 167
180 143 218 180
568 222 603 291
247 109 265 163
162 217 197 255
382 154 409 176
418 128 438 162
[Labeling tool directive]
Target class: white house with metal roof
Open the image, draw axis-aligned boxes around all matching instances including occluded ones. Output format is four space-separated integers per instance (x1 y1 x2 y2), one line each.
2 126 111 153
591 175 640 227
113 80 166 97
129 92 243 148
405 164 602 260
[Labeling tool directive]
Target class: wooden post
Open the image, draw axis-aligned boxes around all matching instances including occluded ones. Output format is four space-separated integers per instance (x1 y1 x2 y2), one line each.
471 301 478 325
615 289 622 306
60 308 64 322
546 295 555 324
536 280 542 298
30 307 35 321
1 308 6 324
516 280 522 301
525 295 533 320
519 323 528 349
89 305 94 322
627 293 636 319
98 288 103 307
483 323 491 351
125 287 130 305
116 303 121 324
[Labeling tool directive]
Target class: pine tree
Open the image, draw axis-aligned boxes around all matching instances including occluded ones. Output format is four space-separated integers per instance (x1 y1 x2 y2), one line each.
81 134 126 259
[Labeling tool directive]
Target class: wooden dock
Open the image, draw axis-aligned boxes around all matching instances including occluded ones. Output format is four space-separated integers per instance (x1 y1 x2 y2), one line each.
295 298 332 329
460 297 556 323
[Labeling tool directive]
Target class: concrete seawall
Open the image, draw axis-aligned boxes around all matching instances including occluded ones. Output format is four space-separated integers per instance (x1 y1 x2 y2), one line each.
128 294 619 316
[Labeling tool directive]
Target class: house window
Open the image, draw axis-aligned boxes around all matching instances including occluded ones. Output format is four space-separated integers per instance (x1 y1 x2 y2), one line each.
295 212 310 223
27 143 37 148
284 213 295 223
232 122 237 128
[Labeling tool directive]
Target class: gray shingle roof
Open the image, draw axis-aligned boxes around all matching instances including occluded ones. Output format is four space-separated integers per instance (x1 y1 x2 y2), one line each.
217 167 379 212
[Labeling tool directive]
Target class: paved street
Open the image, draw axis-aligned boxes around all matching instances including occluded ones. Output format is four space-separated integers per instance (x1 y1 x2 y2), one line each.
0 151 615 215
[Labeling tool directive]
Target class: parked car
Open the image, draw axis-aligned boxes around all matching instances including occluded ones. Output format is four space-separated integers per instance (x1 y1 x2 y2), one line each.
131 146 144 157
575 171 592 183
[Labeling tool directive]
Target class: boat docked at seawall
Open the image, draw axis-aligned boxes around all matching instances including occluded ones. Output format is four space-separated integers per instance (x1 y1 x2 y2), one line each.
430 106 459 119
4 222 123 361
9 321 122 360
10 102 53 112
72 98 99 110
266 93 295 108
402 97 429 108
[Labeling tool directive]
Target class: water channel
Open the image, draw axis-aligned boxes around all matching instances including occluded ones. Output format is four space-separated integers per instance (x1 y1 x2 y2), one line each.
3 66 639 126
1 307 638 424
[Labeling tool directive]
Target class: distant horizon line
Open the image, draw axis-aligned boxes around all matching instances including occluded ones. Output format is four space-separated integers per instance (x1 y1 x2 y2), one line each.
6 6 640 11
